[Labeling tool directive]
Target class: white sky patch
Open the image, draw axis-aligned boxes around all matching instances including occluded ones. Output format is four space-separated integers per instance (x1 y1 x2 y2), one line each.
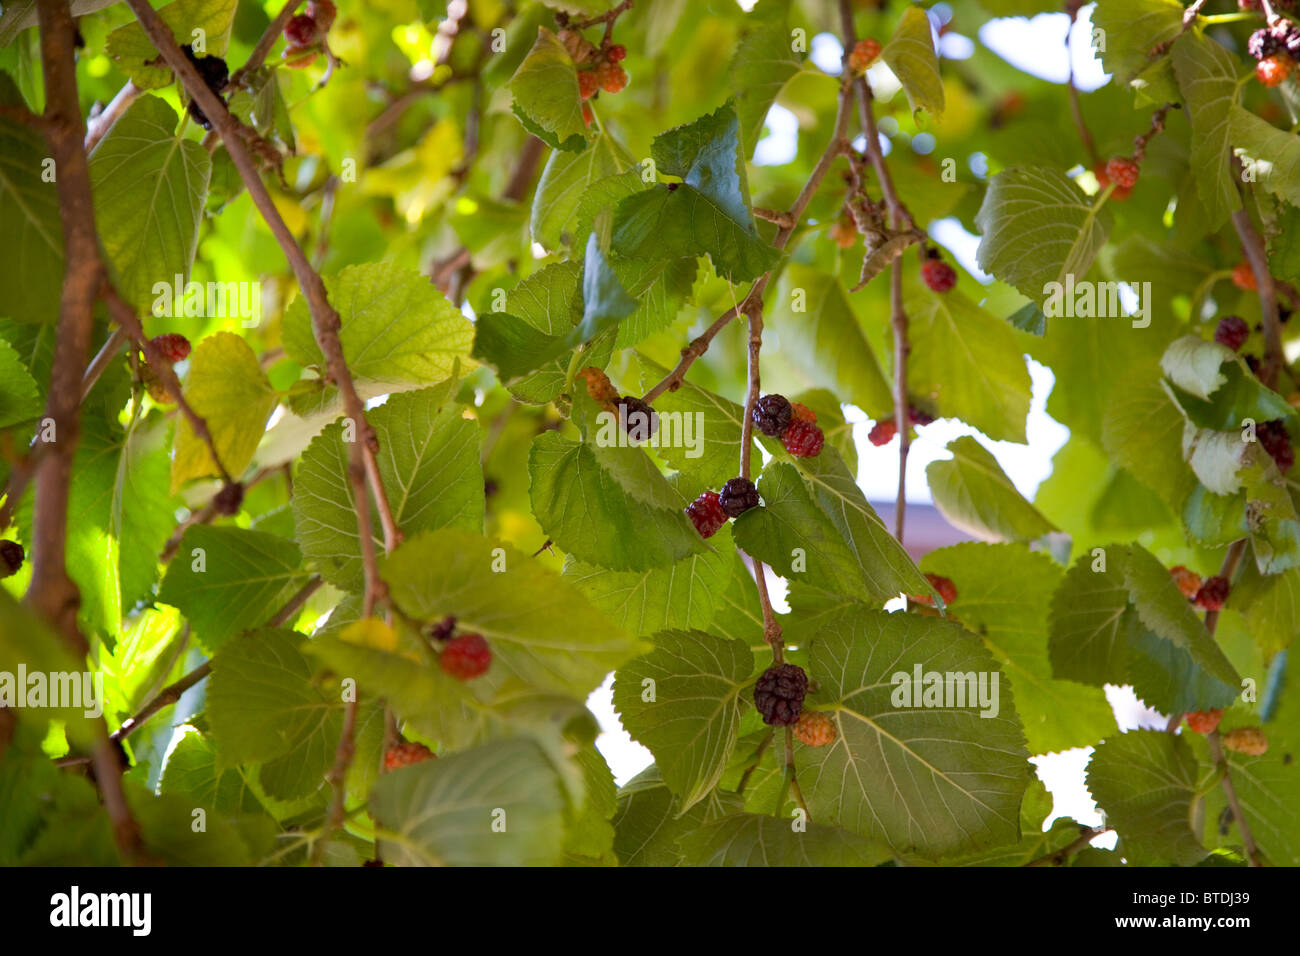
928 216 992 283
978 6 1109 90
754 104 799 166
810 32 843 75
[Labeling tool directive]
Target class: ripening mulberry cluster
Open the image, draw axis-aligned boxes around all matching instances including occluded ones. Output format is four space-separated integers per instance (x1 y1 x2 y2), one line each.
429 615 492 681
1248 19 1300 87
281 0 336 69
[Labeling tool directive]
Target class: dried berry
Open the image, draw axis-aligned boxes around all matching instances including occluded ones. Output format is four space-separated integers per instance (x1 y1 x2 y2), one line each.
754 663 808 726
752 394 793 437
686 491 729 539
384 741 435 771
440 633 492 680
0 540 24 578
213 481 244 516
718 477 760 517
1213 315 1249 351
921 255 957 293
615 395 657 442
1183 709 1224 735
1169 565 1203 600
1193 575 1230 611
793 711 837 747
1258 419 1294 473
1222 727 1269 756
781 418 824 458
868 418 897 446
307 0 337 31
151 333 191 363
430 615 456 642
284 13 320 49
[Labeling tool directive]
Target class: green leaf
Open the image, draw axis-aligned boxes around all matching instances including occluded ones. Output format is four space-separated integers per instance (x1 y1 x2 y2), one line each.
528 431 707 571
531 132 635 250
610 256 697 349
1091 0 1185 104
171 331 277 492
160 729 263 813
730 9 805 153
611 103 777 281
1230 564 1300 655
0 73 63 324
1100 362 1198 510
905 283 1032 442
733 462 884 598
382 529 644 698
975 166 1111 311
613 629 753 811
370 738 567 865
769 264 892 418
90 95 212 312
882 5 944 117
472 260 583 381
158 526 312 654
1048 543 1240 713
508 27 590 152
926 436 1056 541
282 263 473 399
105 0 238 90
1231 109 1300 210
799 608 1030 857
1086 730 1205 865
563 525 736 636
206 628 339 779
921 542 1114 755
0 335 42 427
678 813 894 866
1171 32 1244 229
788 448 932 601
293 385 483 591
611 765 741 866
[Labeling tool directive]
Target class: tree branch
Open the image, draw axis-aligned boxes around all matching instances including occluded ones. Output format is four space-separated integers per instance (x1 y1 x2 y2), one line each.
103 283 234 485
29 0 140 862
1024 825 1113 866
123 0 393 613
641 73 855 403
80 328 128 402
108 575 323 744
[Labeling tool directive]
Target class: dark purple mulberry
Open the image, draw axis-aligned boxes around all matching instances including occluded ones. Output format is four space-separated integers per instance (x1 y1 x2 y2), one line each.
754 663 809 726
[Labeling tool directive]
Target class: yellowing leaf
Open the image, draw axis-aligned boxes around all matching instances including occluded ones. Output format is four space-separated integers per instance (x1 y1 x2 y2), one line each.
106 0 239 91
171 331 277 492
882 6 944 117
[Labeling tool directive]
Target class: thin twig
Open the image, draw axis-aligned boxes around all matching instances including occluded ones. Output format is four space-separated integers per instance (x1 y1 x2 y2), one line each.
735 727 775 796
84 80 141 154
108 575 322 744
80 328 128 402
1065 5 1098 166
1207 730 1262 866
103 283 234 485
1024 825 1113 866
784 726 810 821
